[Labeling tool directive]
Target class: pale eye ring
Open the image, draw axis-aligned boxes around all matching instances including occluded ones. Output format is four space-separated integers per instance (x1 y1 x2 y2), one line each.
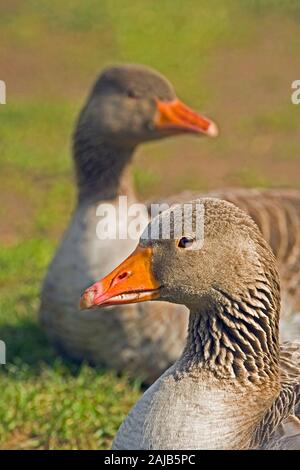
177 237 194 249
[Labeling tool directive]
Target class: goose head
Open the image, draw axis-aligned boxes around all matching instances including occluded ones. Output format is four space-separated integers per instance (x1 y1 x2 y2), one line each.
76 64 218 149
81 199 281 382
80 198 280 316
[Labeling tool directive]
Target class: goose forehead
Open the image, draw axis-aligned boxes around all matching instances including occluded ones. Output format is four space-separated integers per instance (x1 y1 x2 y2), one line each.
141 202 205 242
140 198 262 248
98 64 176 97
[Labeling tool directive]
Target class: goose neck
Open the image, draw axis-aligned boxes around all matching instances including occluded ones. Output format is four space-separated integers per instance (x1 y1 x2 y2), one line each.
73 134 136 204
181 290 280 388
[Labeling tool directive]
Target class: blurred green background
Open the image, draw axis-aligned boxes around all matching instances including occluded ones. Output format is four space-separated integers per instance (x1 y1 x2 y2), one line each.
0 0 299 449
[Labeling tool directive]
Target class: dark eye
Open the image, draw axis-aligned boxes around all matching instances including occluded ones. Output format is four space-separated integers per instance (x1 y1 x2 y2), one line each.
127 90 140 99
178 237 194 249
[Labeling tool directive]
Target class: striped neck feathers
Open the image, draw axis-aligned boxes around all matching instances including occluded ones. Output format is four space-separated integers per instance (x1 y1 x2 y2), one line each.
183 276 281 387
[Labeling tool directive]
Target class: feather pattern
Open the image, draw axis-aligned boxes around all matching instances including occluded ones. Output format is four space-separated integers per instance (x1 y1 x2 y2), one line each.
112 199 300 450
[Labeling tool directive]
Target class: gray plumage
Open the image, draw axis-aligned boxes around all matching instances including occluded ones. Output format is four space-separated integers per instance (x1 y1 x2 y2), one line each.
112 199 300 450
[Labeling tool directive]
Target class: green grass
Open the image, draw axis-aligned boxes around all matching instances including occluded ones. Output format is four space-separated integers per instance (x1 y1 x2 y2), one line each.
0 0 300 449
240 104 300 134
0 360 140 449
0 240 140 449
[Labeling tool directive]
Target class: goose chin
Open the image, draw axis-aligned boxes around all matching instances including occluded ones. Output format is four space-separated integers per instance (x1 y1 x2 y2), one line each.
80 288 160 309
95 289 160 307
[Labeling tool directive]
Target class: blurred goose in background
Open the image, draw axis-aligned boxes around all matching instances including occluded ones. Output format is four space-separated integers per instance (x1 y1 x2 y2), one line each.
81 199 300 450
40 64 217 381
40 64 300 383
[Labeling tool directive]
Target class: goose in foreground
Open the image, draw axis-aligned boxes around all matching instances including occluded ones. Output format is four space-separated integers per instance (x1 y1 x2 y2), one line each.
81 199 300 450
41 64 300 383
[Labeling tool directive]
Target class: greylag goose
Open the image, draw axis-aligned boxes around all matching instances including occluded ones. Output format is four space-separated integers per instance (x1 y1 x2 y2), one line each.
41 64 300 382
80 198 300 450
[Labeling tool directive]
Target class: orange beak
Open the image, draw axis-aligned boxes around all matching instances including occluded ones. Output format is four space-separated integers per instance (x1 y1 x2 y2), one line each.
154 98 218 137
80 246 160 309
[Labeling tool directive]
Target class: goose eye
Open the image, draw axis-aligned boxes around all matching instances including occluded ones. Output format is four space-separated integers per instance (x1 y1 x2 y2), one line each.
127 90 140 99
178 237 194 249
